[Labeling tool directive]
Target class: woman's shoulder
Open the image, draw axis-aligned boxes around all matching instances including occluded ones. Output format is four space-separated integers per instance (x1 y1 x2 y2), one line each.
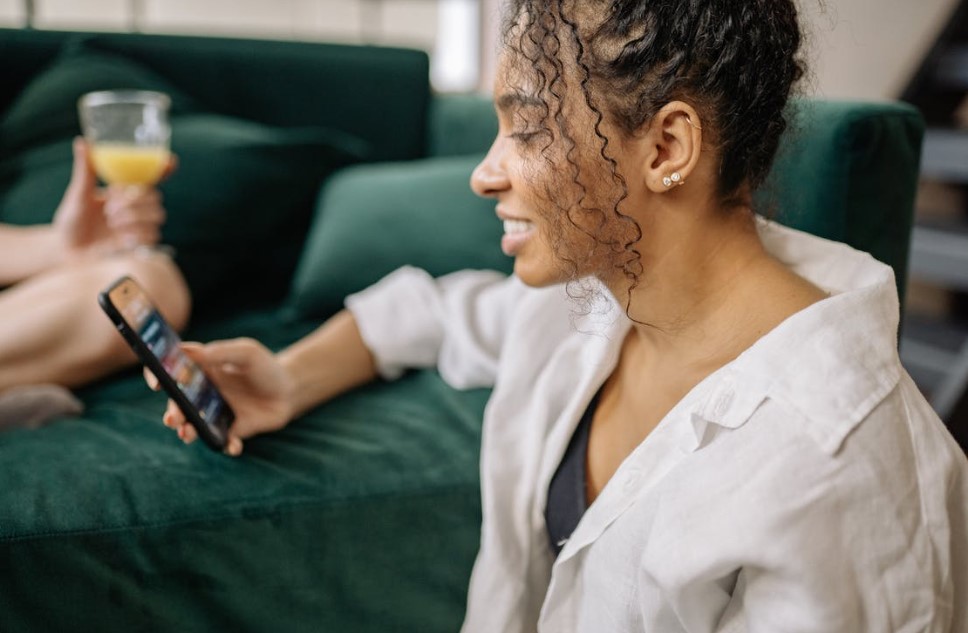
736 372 965 499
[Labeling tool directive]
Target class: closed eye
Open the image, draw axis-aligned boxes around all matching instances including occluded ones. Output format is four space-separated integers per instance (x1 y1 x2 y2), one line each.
509 129 553 148
510 131 540 142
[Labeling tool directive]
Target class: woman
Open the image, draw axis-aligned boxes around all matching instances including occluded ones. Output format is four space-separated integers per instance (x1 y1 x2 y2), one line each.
155 0 968 630
0 137 189 428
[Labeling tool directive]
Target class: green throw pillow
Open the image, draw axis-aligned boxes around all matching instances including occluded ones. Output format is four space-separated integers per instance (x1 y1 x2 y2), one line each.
0 138 74 225
286 155 513 319
0 38 196 155
161 114 369 312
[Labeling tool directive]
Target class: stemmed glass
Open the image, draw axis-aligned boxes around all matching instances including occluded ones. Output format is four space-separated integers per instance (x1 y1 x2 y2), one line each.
78 90 171 187
77 90 172 254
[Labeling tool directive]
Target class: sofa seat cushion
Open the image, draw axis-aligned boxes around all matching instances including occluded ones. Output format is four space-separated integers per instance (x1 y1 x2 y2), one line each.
287 155 513 319
0 309 486 632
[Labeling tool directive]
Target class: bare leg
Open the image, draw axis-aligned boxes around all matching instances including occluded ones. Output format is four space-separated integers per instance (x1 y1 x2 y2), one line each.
0 250 190 391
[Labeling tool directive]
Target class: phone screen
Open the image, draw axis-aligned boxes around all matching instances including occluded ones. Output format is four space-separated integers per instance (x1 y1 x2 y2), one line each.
106 278 232 440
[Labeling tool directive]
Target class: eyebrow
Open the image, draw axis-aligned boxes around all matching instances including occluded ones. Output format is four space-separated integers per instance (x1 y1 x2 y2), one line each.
495 92 545 112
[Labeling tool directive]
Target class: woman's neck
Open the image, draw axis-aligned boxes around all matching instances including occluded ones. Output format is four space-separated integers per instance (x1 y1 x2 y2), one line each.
604 206 825 373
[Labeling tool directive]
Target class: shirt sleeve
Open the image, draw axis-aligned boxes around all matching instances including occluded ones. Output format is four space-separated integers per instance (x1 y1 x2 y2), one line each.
711 453 947 633
344 265 524 389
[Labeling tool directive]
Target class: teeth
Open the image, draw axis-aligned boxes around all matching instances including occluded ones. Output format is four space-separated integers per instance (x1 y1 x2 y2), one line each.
503 219 533 235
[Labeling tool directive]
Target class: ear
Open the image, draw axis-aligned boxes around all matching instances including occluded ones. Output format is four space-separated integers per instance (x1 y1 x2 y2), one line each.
638 101 703 194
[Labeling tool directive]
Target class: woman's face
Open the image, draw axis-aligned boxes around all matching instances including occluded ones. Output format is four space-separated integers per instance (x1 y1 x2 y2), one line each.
471 56 644 289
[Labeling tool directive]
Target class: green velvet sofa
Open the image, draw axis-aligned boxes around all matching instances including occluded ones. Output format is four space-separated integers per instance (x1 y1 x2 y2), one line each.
0 29 924 632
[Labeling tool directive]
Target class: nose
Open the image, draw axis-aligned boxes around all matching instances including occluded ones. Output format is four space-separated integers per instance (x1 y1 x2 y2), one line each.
470 139 510 199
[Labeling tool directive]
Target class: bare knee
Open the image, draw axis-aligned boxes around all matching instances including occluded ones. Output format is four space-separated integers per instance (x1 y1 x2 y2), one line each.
114 251 192 332
79 251 192 377
0 251 192 389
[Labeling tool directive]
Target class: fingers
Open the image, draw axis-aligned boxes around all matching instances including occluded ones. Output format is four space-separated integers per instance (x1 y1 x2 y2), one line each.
163 339 269 456
105 190 164 214
119 226 162 249
224 435 244 457
162 400 197 444
104 187 165 225
163 400 243 456
104 186 166 248
164 403 242 457
178 424 197 444
161 153 179 182
143 367 160 391
55 138 98 223
154 352 243 454
68 137 97 194
181 338 263 375
146 369 190 442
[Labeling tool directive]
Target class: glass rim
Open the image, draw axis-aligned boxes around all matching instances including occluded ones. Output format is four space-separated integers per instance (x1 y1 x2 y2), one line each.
78 90 171 109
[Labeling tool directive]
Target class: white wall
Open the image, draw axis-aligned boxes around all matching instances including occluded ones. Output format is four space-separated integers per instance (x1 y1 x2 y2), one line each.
0 0 960 100
0 0 23 24
0 0 453 85
478 0 960 101
802 0 958 100
0 0 438 48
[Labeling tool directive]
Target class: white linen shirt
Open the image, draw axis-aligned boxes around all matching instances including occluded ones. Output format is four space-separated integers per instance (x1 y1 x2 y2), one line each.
345 219 968 633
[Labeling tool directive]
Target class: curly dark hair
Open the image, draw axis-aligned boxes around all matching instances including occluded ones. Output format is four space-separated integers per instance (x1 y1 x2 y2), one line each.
500 0 806 304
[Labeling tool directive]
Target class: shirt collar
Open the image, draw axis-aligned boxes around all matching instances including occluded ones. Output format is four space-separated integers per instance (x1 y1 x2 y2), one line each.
687 219 903 455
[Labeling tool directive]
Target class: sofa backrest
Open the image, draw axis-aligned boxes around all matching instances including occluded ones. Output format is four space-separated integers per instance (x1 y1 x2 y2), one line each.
0 29 68 116
0 28 431 162
0 29 433 315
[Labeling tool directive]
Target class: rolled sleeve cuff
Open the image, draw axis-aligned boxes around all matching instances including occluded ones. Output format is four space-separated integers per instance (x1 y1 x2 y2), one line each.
344 266 444 381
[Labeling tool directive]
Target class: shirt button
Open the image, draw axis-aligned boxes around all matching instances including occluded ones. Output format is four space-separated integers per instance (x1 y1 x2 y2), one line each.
713 391 734 417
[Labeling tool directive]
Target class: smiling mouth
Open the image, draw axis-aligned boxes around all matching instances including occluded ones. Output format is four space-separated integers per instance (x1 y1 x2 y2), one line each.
500 218 535 256
503 219 533 235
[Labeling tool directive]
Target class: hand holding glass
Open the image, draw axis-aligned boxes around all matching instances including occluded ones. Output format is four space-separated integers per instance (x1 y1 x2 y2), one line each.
78 90 171 187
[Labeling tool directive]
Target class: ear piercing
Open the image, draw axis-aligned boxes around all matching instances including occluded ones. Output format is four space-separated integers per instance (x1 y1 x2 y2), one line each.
663 172 684 187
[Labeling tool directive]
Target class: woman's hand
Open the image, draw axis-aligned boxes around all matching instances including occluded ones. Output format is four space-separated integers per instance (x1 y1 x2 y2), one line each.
147 310 380 456
146 338 296 457
53 137 175 259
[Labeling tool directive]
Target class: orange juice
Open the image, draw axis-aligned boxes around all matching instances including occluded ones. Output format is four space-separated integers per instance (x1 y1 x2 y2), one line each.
90 144 169 185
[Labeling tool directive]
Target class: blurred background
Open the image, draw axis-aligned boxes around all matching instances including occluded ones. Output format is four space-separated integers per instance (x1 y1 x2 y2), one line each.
0 0 958 96
1 0 966 440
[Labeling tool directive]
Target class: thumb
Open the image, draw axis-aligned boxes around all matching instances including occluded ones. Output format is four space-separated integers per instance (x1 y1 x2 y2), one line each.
179 342 214 370
181 341 246 375
66 137 97 198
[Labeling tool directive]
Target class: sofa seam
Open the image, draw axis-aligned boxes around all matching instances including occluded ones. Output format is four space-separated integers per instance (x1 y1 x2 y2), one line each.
0 483 481 544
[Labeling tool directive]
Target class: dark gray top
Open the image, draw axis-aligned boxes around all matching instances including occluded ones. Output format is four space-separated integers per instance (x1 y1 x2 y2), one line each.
545 389 601 558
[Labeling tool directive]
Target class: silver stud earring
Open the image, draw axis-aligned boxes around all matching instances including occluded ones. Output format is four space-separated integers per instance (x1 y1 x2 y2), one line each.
662 176 673 187
671 171 683 184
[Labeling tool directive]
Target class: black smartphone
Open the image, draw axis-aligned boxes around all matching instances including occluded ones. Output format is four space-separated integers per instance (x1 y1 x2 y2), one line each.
98 275 234 451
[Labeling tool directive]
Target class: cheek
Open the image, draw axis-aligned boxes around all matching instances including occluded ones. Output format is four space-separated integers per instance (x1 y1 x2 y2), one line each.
508 159 564 226
510 141 641 278
546 180 643 278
